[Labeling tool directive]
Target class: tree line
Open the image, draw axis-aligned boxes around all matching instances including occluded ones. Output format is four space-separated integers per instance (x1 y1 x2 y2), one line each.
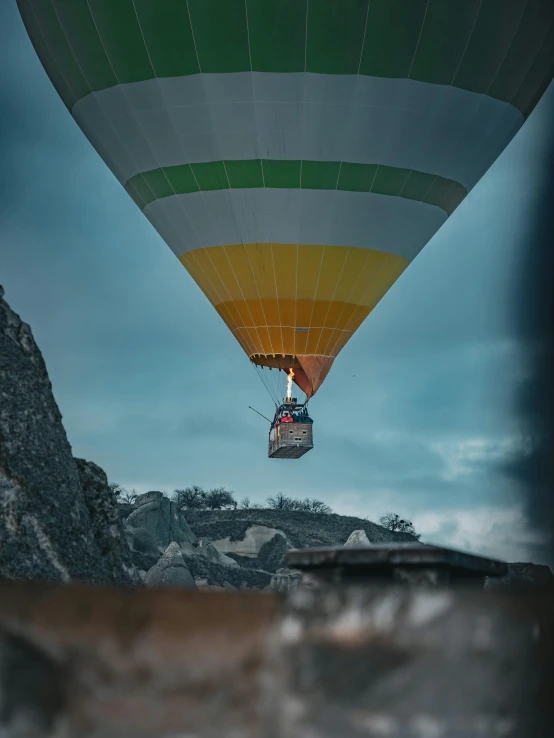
110 483 332 514
109 483 420 537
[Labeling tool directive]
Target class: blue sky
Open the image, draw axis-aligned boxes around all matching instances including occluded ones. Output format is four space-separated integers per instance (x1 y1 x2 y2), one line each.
1 3 553 565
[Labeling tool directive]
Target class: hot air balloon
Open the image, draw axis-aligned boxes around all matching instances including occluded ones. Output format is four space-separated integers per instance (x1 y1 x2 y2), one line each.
18 0 554 455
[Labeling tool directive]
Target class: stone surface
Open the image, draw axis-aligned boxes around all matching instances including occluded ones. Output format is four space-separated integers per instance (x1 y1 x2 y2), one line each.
0 285 134 585
144 542 196 588
0 581 552 737
75 459 140 585
0 581 280 738
268 585 554 737
344 529 371 546
124 524 163 572
126 526 159 557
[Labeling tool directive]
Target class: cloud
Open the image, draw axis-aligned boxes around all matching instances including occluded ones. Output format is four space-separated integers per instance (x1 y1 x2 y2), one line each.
412 506 552 564
331 482 552 564
322 430 552 564
430 435 531 482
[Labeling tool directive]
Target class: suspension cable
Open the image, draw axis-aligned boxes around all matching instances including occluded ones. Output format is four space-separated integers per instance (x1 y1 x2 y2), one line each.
253 364 279 407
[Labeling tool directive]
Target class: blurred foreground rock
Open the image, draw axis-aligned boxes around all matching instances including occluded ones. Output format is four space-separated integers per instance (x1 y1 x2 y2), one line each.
486 561 554 590
0 580 552 737
0 286 137 586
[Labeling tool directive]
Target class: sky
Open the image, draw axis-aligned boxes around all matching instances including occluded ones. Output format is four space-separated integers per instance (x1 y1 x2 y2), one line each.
1 2 553 566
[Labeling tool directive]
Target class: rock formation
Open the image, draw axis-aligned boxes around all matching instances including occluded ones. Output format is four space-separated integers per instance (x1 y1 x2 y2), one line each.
125 491 196 548
193 537 239 568
0 285 136 585
120 492 272 590
75 459 139 585
144 542 196 588
344 529 371 546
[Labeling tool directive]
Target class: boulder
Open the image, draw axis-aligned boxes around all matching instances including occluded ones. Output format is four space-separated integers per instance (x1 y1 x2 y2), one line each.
122 500 241 573
125 491 196 551
344 530 371 547
144 542 196 588
0 285 135 585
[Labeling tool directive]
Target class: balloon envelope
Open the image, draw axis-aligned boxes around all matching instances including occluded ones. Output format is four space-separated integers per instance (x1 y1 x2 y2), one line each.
18 0 554 395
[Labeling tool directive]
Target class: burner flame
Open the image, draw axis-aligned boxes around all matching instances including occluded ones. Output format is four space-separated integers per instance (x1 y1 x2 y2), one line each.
286 368 295 401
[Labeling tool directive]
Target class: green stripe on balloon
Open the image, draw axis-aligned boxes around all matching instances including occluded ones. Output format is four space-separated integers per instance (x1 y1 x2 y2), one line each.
19 0 553 117
125 160 466 216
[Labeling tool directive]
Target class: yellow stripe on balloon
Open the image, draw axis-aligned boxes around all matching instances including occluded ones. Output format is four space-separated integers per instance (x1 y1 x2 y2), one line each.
180 244 408 362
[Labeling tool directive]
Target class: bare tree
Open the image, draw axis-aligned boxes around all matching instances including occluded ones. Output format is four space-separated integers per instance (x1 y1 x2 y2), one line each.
239 496 251 509
173 486 206 510
121 489 138 504
379 512 420 539
304 498 332 514
110 482 138 505
266 492 297 511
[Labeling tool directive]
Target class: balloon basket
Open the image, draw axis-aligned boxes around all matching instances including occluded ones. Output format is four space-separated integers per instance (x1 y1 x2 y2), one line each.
268 421 314 459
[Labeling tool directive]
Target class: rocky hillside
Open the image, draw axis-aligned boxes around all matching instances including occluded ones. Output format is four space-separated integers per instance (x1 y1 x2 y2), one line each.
185 508 417 572
120 490 275 591
114 496 418 589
